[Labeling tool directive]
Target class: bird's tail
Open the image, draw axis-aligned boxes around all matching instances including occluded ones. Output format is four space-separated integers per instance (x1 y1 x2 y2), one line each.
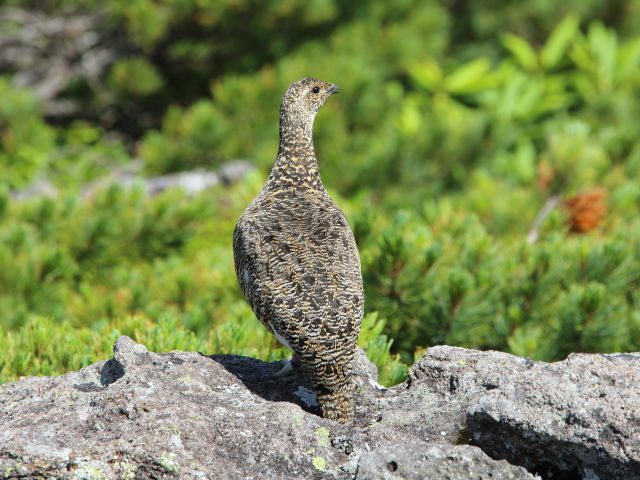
315 379 355 424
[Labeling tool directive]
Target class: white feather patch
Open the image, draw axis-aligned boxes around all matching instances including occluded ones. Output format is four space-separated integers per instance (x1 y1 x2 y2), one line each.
272 326 292 351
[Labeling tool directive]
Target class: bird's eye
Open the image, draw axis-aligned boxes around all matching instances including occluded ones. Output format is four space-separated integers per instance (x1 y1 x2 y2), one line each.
312 86 320 94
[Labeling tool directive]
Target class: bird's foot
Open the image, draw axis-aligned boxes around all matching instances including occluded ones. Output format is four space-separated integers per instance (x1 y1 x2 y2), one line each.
273 354 301 378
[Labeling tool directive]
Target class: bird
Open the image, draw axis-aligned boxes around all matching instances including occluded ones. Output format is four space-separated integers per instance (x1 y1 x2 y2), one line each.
233 78 364 423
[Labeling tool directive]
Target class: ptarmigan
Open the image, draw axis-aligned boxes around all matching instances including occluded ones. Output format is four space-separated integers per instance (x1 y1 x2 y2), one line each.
233 78 364 423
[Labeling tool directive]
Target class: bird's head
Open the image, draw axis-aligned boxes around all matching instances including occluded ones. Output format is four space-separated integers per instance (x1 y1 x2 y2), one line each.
279 78 339 134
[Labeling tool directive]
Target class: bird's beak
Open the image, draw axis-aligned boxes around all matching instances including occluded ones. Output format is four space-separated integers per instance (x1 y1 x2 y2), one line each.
327 84 340 95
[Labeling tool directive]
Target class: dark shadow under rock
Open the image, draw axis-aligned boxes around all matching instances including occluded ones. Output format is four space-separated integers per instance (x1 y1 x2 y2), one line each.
209 353 323 417
208 345 389 422
99 358 125 386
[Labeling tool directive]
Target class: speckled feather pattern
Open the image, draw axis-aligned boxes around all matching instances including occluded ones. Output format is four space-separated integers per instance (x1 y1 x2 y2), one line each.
233 78 364 423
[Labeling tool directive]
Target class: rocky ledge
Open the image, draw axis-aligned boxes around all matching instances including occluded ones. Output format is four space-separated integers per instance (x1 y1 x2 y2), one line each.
0 337 638 479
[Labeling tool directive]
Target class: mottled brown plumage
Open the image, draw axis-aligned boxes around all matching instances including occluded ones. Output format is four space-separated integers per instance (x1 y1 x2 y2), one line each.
233 78 364 423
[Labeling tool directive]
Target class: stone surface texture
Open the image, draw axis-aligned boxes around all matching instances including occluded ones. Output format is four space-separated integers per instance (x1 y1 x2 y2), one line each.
355 443 538 480
1 337 638 479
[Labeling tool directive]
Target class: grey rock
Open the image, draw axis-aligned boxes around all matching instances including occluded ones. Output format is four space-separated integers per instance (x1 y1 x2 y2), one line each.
356 443 539 480
0 7 110 115
12 160 255 201
407 346 640 479
1 339 638 479
1 337 344 479
466 351 640 479
120 161 255 195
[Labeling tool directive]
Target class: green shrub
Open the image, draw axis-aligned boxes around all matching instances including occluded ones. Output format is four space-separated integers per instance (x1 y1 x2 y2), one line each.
0 78 56 189
109 57 165 97
2 3 640 387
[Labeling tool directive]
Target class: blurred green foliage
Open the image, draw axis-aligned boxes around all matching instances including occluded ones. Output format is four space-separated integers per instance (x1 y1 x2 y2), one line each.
1 1 640 385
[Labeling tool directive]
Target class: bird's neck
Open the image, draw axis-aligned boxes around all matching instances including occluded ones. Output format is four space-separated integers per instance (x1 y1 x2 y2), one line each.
266 119 324 192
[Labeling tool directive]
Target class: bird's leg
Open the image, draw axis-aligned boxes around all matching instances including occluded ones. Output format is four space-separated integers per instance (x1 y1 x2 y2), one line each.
291 354 301 369
273 353 301 377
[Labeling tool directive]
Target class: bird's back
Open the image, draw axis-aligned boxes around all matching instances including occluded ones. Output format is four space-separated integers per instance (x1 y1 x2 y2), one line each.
233 189 364 421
